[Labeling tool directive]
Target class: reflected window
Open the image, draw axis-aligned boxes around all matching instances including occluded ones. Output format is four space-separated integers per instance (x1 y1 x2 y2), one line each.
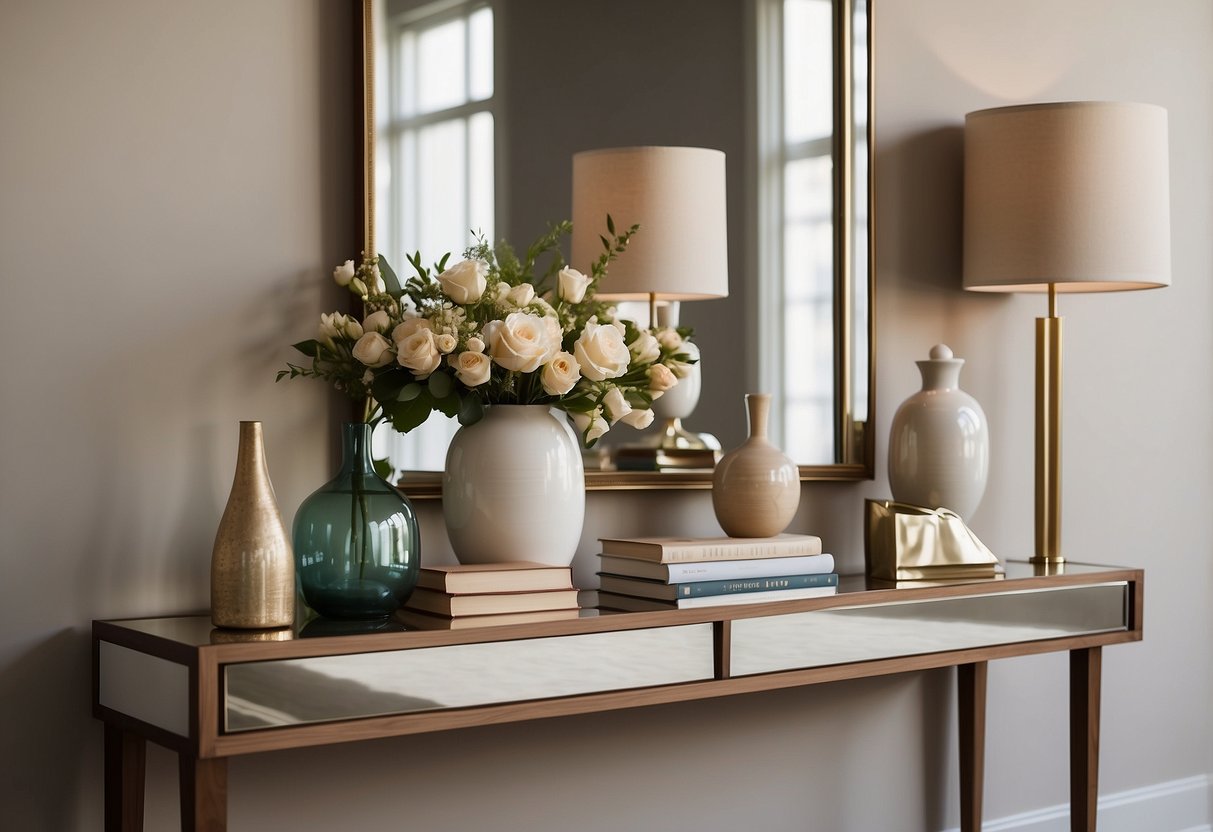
756 0 835 464
376 0 495 472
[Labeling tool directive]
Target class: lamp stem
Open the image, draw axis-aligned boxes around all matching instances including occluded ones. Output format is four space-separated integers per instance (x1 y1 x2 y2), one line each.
648 292 658 330
1034 285 1063 565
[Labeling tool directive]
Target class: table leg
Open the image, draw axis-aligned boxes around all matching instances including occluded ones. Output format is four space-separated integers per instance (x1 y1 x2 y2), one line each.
104 724 146 832
958 661 988 832
1070 647 1102 832
179 754 228 832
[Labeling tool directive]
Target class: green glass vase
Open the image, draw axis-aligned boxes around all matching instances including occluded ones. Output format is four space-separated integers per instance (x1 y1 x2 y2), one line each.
293 422 420 619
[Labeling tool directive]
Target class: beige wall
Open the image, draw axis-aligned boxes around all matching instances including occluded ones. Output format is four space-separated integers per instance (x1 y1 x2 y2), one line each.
1 1 1210 829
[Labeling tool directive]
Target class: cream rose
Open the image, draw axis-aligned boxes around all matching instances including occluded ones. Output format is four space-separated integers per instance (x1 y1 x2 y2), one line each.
602 386 633 424
558 267 591 303
621 408 655 429
352 331 394 368
342 317 364 341
572 408 608 444
646 363 678 397
362 310 391 334
656 327 683 350
333 260 356 287
449 350 491 386
437 259 488 303
628 329 661 364
574 318 631 381
507 283 536 307
391 316 431 343
318 312 342 349
487 311 559 373
541 352 581 396
396 328 441 377
466 336 485 354
434 333 457 354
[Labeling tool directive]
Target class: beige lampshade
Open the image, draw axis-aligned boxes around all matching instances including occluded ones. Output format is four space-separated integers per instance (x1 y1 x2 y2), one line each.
964 101 1170 293
571 146 729 300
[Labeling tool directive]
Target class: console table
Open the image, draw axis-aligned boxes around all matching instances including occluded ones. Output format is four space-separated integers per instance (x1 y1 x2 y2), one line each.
93 561 1142 832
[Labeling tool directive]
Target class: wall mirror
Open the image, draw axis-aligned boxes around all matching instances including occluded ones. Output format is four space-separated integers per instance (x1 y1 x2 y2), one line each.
359 0 874 495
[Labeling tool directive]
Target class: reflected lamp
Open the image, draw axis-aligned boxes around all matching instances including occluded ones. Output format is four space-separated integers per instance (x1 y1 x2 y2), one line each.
571 146 730 460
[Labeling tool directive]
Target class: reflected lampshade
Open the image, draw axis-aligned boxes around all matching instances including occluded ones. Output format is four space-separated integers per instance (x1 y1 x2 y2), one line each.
963 101 1171 293
571 146 730 301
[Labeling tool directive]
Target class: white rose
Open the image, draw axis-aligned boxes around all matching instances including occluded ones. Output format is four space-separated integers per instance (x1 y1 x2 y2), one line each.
558 267 591 303
488 312 557 373
466 336 485 354
572 408 609 444
333 260 356 287
396 329 441 377
507 283 536 307
437 259 488 303
351 331 394 368
656 327 683 350
342 317 364 341
667 358 692 379
574 319 631 381
621 408 655 429
391 316 431 343
628 329 661 364
318 312 342 349
602 386 633 424
434 333 457 354
449 350 492 386
646 363 678 397
363 310 391 334
541 352 581 396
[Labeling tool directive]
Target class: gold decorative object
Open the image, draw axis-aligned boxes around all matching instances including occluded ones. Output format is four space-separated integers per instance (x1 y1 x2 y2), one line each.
211 421 294 629
864 500 1000 582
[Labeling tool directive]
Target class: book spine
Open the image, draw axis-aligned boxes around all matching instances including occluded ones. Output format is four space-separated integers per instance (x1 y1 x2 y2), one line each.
675 573 838 598
663 554 835 583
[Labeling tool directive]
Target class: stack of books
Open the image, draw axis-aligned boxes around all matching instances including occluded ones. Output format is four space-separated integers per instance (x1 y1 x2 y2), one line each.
398 562 580 629
595 534 838 611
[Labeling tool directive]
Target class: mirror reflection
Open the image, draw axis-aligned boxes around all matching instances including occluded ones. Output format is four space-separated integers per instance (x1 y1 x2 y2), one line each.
366 0 872 484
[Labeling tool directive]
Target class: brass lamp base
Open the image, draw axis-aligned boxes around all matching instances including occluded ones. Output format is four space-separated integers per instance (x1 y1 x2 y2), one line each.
1034 286 1063 565
652 417 721 451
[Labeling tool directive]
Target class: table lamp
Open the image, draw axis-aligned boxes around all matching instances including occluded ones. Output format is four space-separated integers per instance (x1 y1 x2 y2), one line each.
571 147 729 462
963 101 1170 565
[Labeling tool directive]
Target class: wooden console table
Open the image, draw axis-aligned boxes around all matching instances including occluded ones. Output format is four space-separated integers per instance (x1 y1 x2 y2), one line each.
93 562 1142 832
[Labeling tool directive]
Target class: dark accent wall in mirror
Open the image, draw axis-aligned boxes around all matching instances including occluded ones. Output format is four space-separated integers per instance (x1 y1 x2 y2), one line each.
359 0 874 494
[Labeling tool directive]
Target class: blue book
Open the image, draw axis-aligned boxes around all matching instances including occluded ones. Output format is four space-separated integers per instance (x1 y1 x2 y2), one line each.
597 571 839 602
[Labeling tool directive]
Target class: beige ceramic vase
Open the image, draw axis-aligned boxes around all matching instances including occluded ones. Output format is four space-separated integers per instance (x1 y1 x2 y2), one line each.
712 394 801 537
211 421 295 629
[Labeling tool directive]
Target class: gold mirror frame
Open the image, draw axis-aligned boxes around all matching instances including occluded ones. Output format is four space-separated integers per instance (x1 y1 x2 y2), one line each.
357 0 874 497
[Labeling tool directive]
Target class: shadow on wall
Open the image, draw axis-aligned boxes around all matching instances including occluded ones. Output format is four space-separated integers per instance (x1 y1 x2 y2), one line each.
0 628 95 828
878 125 966 295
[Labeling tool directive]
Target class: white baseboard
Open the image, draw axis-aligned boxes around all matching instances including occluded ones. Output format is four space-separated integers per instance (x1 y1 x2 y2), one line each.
942 774 1212 832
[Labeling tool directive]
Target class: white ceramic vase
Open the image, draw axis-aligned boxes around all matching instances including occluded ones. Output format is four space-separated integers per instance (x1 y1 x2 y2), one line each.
888 344 989 519
711 394 800 537
443 405 585 566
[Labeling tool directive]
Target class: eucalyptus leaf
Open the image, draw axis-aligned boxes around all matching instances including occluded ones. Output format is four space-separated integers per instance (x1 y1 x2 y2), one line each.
457 395 485 426
382 393 433 433
372 456 395 481
427 371 453 400
378 255 402 295
292 339 320 357
397 382 423 402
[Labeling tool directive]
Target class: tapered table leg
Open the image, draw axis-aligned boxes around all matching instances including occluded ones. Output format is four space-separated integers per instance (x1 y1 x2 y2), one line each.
180 754 228 832
958 662 988 832
104 724 146 832
1070 647 1102 831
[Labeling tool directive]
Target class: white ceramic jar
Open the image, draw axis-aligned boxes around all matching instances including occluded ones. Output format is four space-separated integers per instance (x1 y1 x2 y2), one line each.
443 405 585 566
887 344 989 519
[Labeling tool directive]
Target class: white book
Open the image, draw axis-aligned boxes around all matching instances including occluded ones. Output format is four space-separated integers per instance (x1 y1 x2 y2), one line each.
597 553 835 584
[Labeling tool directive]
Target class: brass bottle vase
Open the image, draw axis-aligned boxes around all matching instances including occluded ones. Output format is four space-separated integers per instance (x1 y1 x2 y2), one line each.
211 421 295 629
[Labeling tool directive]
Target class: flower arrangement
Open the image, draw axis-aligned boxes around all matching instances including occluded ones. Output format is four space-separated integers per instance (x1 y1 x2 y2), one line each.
278 218 694 446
